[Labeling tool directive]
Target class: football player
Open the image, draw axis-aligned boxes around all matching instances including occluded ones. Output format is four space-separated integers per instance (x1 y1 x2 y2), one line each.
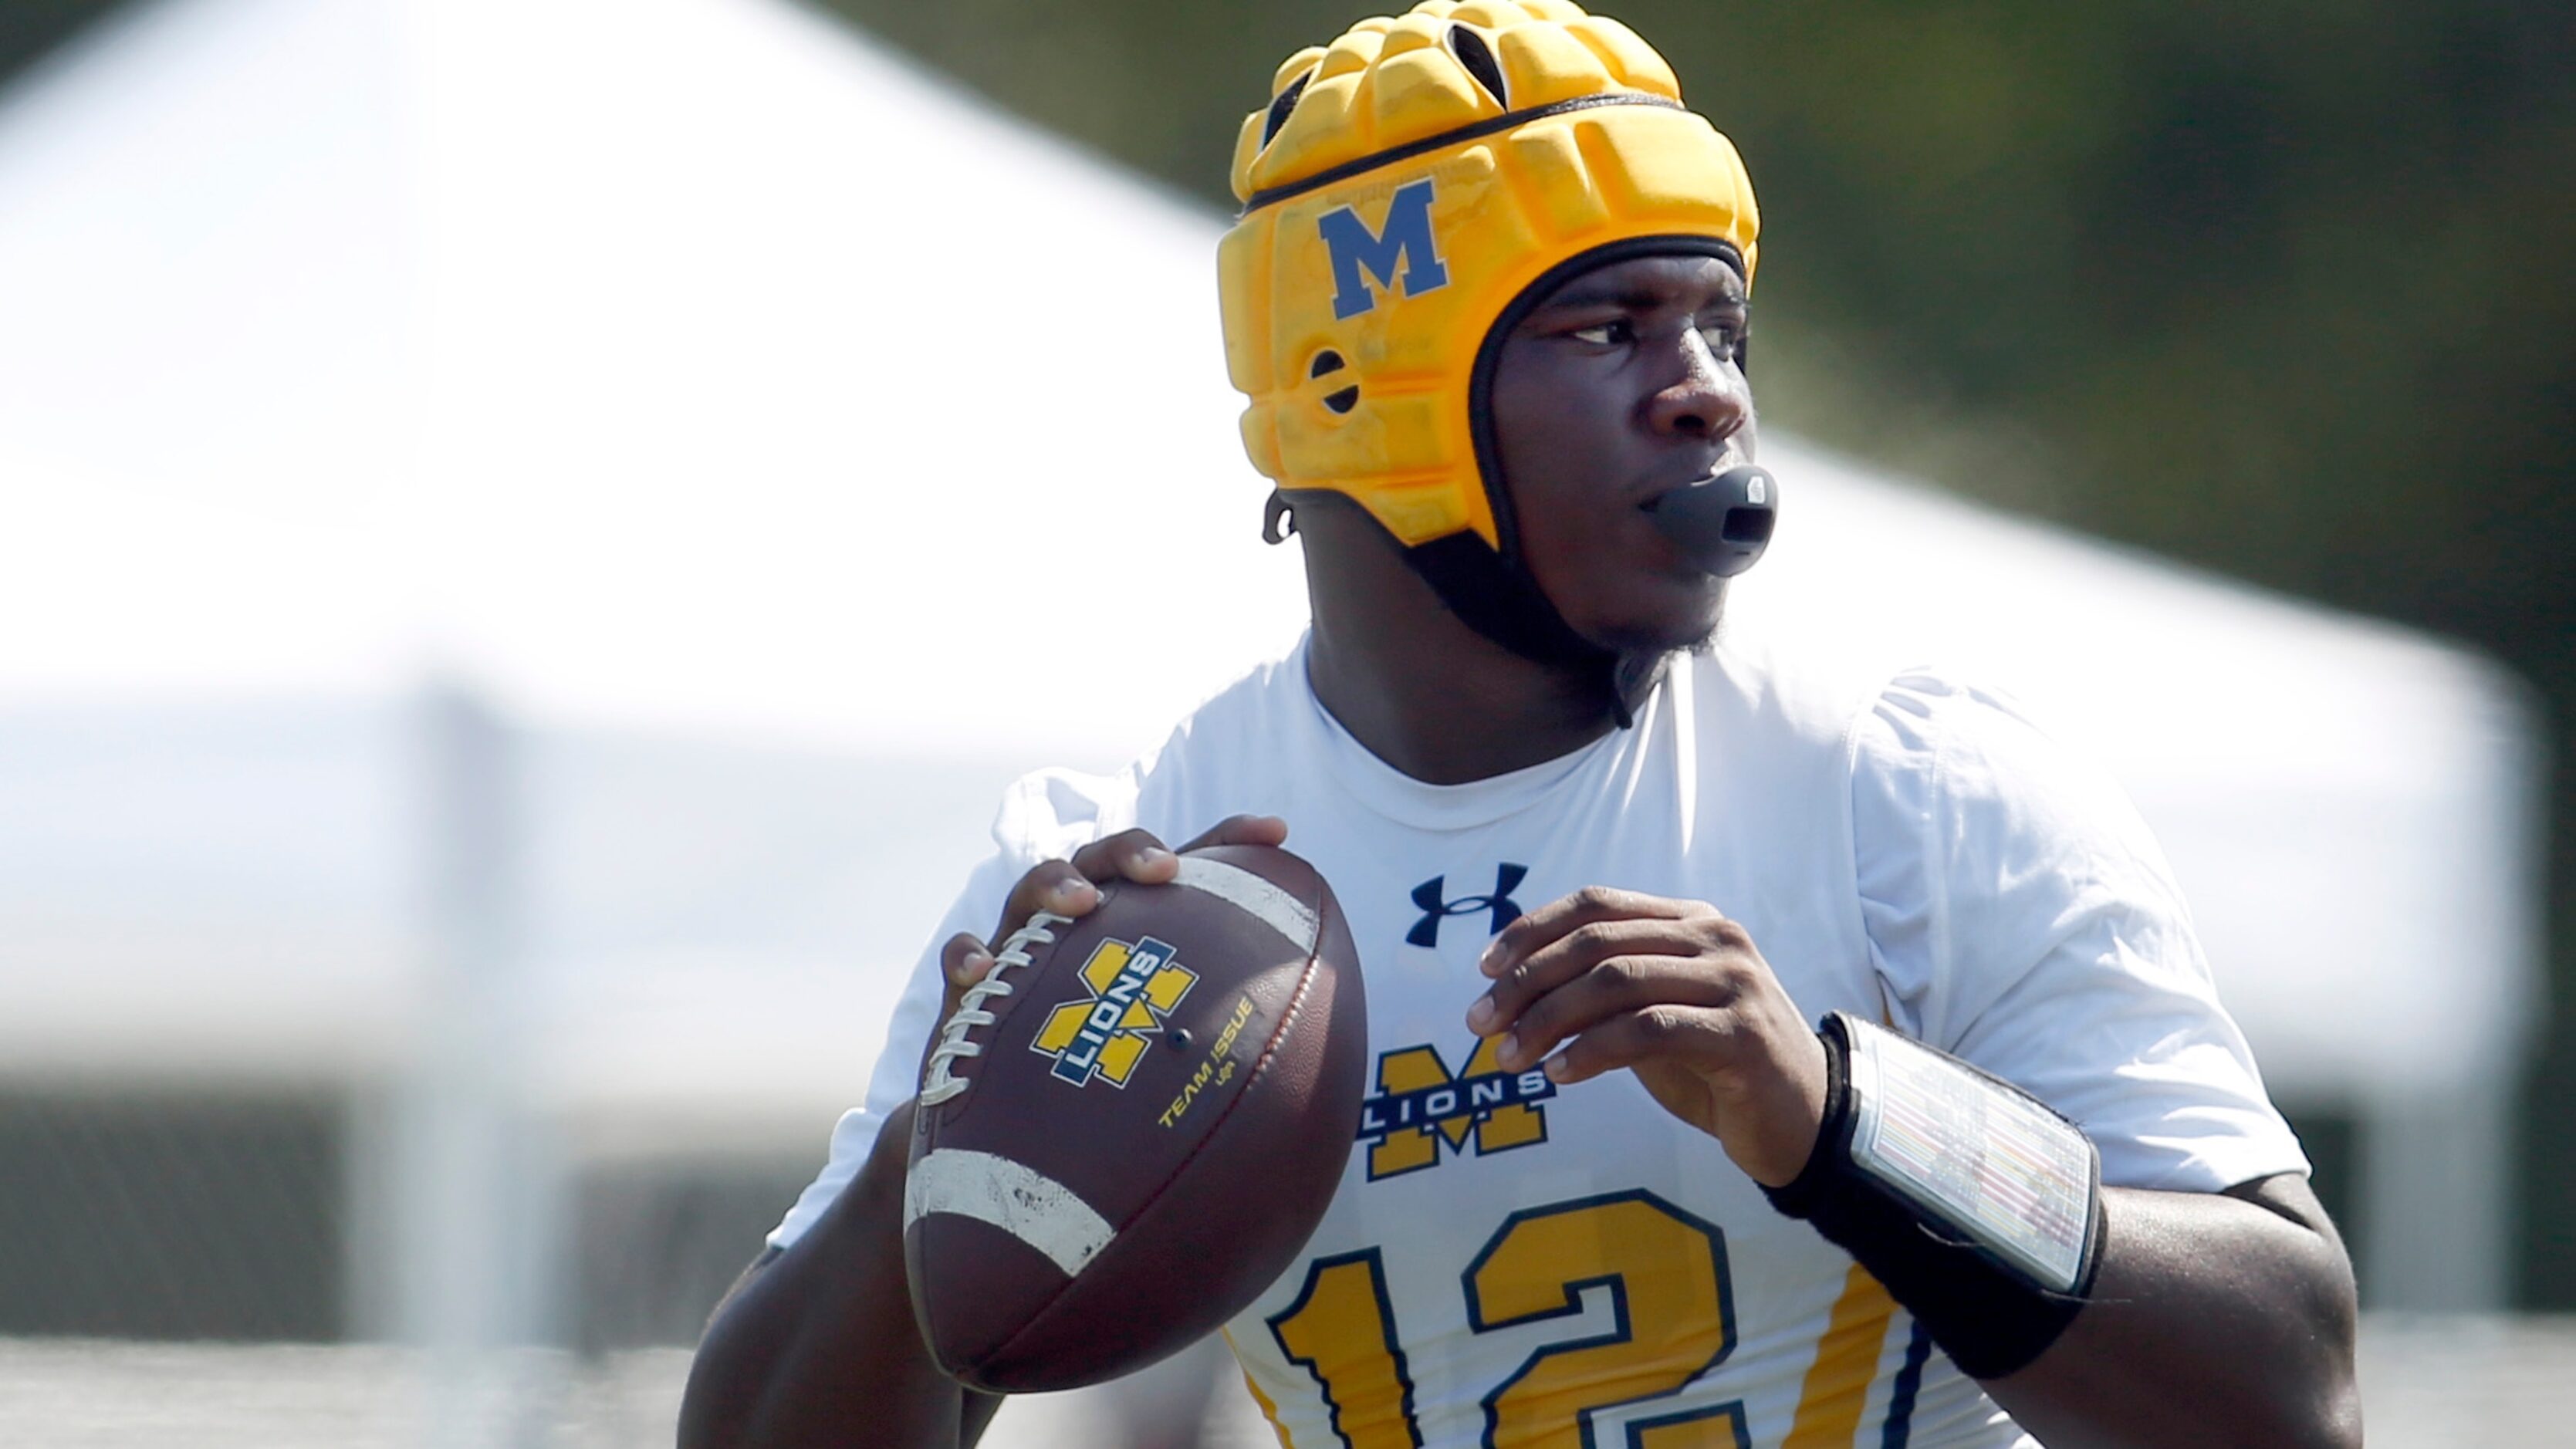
681 4 2361 1445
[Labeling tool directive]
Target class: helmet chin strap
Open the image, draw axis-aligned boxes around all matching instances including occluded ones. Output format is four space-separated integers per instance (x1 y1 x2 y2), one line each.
1396 529 1662 731
1607 650 1672 730
1263 488 1662 729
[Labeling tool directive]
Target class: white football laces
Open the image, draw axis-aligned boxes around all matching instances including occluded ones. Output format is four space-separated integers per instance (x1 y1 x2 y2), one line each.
919 909 1072 1106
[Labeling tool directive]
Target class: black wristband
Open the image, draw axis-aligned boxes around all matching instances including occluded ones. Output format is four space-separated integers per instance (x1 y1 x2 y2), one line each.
1763 1013 2106 1380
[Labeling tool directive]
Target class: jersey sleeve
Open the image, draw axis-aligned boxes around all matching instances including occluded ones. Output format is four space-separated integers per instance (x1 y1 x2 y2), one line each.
1849 670 2310 1194
765 766 1136 1252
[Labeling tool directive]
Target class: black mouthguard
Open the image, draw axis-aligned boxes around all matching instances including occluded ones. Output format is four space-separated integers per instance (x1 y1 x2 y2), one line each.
1647 464 1778 577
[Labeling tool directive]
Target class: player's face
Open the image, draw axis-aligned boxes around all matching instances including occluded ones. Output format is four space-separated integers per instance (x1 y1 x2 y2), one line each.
1488 252 1756 655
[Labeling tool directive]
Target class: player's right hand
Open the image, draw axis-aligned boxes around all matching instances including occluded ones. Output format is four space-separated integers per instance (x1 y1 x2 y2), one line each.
917 813 1290 1090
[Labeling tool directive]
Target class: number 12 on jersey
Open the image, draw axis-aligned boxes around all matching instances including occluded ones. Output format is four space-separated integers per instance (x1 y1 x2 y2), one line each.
1265 1190 1749 1448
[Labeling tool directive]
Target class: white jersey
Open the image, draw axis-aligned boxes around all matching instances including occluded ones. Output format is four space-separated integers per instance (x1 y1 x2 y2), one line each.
772 630 2306 1448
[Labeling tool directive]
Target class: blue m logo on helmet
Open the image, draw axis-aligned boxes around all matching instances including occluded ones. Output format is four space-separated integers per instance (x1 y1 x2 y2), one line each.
1318 178 1451 320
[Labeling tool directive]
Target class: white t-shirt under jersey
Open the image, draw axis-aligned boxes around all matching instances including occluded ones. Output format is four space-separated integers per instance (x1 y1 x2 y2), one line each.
771 630 2306 1448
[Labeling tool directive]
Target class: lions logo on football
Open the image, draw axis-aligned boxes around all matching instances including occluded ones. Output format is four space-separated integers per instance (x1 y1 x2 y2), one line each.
1029 936 1198 1089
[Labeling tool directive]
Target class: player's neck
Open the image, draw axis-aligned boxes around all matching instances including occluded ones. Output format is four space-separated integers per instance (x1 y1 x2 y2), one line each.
1299 510 1616 785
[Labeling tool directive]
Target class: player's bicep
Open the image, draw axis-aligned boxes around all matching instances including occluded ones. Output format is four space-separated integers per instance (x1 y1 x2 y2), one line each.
2223 1171 2339 1240
702 1242 784 1336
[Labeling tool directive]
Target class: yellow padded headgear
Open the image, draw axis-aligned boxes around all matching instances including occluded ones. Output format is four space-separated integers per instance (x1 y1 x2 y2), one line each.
1216 1 1760 552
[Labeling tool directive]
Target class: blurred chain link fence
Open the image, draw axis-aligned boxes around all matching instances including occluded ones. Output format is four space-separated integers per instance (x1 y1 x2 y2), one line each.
0 1082 820 1350
0 1088 343 1341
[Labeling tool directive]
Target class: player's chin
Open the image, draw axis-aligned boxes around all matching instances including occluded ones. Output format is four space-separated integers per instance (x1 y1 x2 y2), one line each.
1582 572 1729 657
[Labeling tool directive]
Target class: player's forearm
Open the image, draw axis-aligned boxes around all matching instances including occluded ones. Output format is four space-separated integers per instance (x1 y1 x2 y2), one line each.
678 1104 983 1449
1979 1178 2361 1448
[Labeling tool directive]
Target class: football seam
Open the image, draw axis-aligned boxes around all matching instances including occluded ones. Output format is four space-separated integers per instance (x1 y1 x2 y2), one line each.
976 890 1340 1376
929 883 1121 1126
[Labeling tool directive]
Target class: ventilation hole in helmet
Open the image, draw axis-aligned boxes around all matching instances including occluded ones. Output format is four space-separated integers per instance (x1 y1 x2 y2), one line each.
1448 25 1508 109
1263 71 1313 144
1323 386 1360 414
1309 350 1347 378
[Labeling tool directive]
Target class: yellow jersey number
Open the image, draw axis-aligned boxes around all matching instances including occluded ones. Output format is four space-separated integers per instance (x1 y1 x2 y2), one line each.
1266 1189 1746 1449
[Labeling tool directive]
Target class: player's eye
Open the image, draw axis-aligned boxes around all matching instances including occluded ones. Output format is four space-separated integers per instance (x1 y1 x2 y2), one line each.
1569 319 1635 346
1698 307 1750 357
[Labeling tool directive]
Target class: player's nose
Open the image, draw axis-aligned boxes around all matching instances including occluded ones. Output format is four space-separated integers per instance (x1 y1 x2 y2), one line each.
1645 328 1749 443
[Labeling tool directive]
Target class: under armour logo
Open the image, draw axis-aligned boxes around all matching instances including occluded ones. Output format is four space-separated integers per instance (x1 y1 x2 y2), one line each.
1407 863 1527 948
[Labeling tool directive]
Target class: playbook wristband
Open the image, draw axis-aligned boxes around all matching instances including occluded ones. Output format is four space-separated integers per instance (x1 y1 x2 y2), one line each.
1763 1012 2106 1380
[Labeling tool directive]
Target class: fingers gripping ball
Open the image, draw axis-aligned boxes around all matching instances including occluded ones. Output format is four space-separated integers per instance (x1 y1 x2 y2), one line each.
903 846 1368 1392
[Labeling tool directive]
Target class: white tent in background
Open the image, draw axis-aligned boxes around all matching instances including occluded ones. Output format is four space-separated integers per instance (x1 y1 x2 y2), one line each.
0 0 2537 1402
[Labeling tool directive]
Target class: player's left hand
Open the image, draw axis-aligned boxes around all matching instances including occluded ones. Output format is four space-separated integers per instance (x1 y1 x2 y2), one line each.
1467 887 1828 1187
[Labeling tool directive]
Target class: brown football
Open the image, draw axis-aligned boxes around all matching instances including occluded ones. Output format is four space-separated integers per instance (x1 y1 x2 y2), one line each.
901 843 1367 1393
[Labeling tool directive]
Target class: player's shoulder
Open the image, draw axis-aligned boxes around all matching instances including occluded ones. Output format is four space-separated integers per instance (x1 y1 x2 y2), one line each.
987 642 1313 863
1853 666 2056 781
1685 620 1951 758
1694 622 2048 768
1688 625 2126 862
1832 657 2170 901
